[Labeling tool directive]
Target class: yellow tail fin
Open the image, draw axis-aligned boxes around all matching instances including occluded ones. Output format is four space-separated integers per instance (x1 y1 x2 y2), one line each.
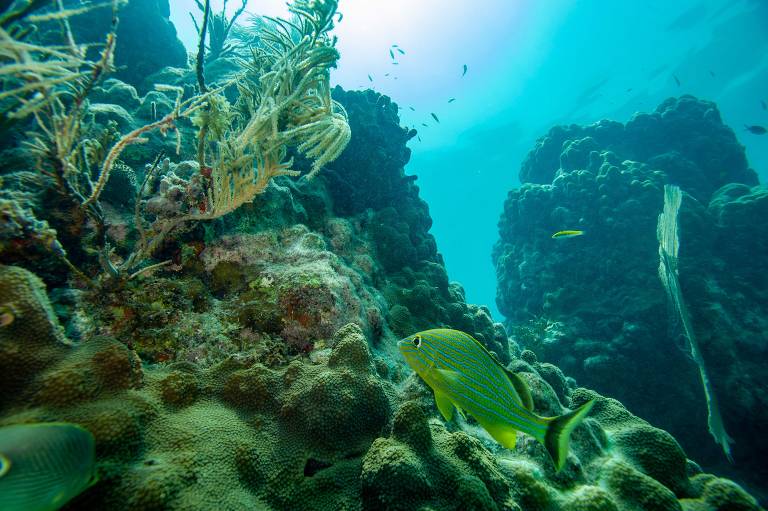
543 400 595 471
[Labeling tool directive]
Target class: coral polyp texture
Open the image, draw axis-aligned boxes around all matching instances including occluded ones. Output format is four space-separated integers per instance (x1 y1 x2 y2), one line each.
0 265 761 510
494 95 767 496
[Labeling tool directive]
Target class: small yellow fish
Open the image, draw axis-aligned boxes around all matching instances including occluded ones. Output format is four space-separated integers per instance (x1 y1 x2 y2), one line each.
551 230 584 239
399 329 594 471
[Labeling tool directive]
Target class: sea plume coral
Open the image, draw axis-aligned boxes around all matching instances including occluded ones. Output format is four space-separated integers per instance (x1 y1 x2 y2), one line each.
0 0 350 283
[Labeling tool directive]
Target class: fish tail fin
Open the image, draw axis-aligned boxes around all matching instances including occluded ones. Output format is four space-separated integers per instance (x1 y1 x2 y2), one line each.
543 400 595 471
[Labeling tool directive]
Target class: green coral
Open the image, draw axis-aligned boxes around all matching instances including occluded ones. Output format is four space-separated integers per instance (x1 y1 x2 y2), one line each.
0 278 763 511
683 474 761 511
612 423 690 495
362 401 516 511
601 459 683 511
0 265 70 408
158 371 200 408
562 486 619 511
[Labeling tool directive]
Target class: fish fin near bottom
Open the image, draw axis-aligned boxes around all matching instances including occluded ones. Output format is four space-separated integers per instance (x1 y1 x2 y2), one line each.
543 400 595 472
475 417 517 449
434 391 455 422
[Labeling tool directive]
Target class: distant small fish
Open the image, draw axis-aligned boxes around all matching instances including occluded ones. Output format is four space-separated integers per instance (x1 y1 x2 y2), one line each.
392 62 399 65
761 100 767 111
552 230 585 239
384 73 390 77
673 74 680 87
626 88 633 92
745 125 767 135
389 49 394 59
368 74 373 82
417 136 422 142
431 113 440 123
391 44 399 48
0 423 97 511
448 98 456 103
397 48 405 55
462 64 468 77
409 106 415 111
709 70 715 77
421 123 428 127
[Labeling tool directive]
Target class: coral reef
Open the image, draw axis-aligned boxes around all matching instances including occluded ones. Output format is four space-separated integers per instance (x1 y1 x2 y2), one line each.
0 0 349 288
494 95 767 495
0 265 761 510
0 2 762 507
519 96 757 201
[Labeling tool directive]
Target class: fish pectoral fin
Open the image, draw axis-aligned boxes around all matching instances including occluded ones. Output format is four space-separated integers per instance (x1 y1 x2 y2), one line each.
434 391 455 422
432 368 461 387
476 418 518 449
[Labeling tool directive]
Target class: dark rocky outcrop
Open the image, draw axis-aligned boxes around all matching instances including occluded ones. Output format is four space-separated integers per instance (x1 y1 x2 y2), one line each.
494 95 767 497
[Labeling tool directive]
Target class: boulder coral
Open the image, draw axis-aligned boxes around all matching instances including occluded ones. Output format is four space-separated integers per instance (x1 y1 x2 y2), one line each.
1 264 762 510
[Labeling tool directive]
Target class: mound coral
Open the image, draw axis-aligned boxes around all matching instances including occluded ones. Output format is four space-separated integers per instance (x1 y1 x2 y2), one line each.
0 263 762 510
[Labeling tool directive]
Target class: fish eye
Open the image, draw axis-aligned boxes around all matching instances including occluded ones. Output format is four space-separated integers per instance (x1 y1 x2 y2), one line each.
413 335 421 347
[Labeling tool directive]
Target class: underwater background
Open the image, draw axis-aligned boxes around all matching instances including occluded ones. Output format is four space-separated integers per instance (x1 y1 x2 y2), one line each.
0 0 766 510
173 0 768 316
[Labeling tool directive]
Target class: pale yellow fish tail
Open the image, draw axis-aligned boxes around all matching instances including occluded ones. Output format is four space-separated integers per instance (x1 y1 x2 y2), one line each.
542 400 595 471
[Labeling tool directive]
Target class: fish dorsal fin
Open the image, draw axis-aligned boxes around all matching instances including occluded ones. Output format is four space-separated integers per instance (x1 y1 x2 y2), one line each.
0 453 10 477
503 368 534 412
434 391 455 422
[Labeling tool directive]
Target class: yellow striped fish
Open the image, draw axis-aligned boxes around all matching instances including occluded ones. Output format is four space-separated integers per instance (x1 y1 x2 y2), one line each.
551 230 584 239
398 329 594 471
